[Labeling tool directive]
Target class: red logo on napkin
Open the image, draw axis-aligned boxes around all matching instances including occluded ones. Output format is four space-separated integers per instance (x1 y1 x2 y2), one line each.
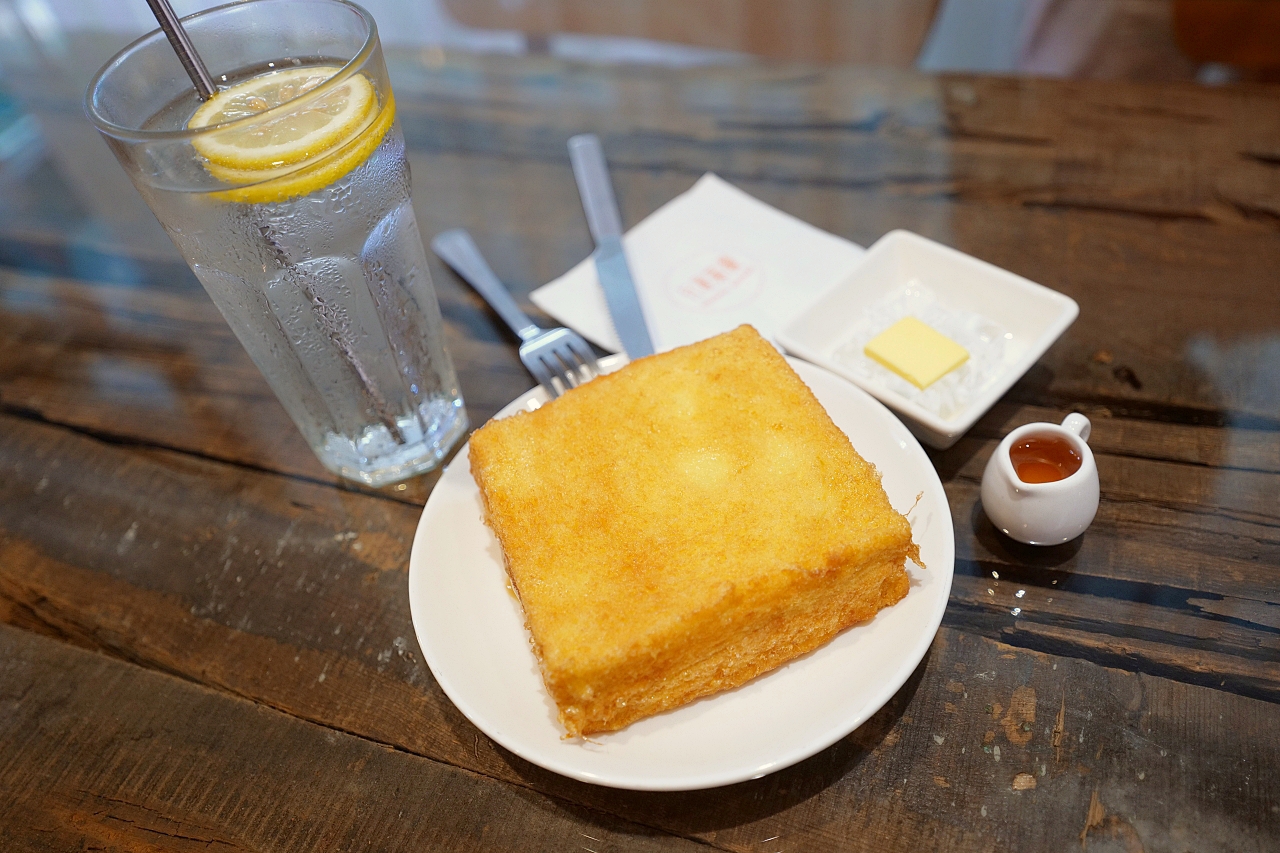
665 252 761 312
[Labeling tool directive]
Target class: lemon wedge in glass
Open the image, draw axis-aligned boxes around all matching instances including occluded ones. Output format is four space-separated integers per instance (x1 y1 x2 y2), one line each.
187 65 395 204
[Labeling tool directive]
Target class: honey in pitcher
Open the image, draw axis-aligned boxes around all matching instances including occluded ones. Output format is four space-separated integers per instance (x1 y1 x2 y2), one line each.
1010 435 1082 484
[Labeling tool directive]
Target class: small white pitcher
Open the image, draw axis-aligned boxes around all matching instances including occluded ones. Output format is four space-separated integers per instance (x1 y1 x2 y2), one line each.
980 413 1099 546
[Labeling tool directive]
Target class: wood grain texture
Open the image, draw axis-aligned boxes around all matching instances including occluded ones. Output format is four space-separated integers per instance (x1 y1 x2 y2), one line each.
2 402 1278 849
3 609 1277 852
0 624 711 853
0 260 548 510
6 59 1280 437
6 287 1275 698
388 56 1280 427
1 46 1278 851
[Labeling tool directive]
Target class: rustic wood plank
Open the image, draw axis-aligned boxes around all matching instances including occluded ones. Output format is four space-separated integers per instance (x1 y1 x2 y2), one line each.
938 446 1280 604
4 610 1277 852
6 58 1280 447
2 46 1279 850
6 378 1277 689
0 623 712 853
946 572 1280 701
391 58 1280 424
0 264 537 502
601 629 1280 852
931 402 1280 596
952 569 1280 664
4 324 1278 705
385 54 1280 242
5 190 1278 701
939 74 1280 223
969 402 1280 473
6 163 1278 460
2 406 1278 849
923 403 1280 699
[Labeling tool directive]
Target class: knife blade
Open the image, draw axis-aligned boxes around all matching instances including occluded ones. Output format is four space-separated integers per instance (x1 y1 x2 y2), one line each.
567 133 655 359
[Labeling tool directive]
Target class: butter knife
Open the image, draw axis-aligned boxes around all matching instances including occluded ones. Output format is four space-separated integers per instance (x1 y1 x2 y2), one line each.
567 134 655 359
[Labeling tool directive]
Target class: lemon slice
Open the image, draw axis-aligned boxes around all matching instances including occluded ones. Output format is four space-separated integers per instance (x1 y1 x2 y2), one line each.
207 92 396 205
189 65 376 171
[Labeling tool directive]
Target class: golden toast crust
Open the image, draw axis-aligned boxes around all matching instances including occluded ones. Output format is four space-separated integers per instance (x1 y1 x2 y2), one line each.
470 325 919 737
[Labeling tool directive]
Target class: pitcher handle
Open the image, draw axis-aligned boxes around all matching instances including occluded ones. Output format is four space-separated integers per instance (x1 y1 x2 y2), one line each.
1061 412 1091 442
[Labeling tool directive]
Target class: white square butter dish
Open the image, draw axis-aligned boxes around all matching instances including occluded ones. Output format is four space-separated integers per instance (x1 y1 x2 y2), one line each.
777 230 1078 449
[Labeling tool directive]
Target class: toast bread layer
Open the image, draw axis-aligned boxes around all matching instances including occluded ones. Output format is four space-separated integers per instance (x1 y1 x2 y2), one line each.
469 325 919 736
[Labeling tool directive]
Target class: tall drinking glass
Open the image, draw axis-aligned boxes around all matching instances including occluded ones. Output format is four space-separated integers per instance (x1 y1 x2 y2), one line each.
86 0 467 486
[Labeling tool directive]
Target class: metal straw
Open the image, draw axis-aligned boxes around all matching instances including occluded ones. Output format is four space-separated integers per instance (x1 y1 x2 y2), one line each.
144 0 217 101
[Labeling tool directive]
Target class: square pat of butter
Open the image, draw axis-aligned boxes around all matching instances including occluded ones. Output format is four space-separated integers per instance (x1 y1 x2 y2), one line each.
864 316 968 390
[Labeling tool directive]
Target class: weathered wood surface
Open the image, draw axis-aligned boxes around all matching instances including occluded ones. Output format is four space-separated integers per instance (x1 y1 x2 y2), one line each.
0 624 711 853
4 271 1275 700
1 50 1278 851
2 537 1280 850
2 362 1277 847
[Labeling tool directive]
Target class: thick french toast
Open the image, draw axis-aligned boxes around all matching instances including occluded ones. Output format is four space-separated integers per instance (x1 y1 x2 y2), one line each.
469 325 919 737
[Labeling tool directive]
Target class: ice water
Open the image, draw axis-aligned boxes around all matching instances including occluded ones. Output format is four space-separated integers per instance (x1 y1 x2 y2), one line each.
138 64 466 486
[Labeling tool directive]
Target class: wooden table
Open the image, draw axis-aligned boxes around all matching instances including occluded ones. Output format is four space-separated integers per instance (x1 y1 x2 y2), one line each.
1 45 1278 851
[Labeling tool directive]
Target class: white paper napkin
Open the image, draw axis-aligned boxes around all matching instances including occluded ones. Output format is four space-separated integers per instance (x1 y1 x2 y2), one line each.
530 173 867 353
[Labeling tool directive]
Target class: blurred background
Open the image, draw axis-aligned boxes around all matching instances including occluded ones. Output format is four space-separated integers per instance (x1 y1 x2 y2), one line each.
1 0 1277 272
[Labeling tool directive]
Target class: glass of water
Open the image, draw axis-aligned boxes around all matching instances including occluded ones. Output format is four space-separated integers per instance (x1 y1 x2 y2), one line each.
85 0 467 486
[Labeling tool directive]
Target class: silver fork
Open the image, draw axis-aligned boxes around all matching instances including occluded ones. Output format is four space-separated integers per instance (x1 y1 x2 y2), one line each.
431 228 599 398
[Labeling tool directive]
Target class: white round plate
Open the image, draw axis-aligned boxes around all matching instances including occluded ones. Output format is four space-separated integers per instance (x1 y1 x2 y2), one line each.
408 356 954 791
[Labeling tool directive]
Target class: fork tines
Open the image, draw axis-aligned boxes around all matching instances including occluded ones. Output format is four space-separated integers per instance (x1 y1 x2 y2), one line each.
522 327 599 398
